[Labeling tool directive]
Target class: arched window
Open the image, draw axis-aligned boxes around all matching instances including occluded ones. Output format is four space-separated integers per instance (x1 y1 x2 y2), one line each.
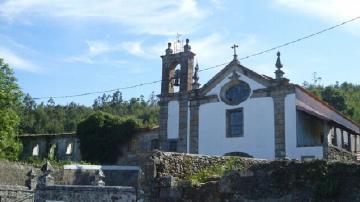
66 143 73 155
171 65 181 93
48 144 57 160
32 144 39 156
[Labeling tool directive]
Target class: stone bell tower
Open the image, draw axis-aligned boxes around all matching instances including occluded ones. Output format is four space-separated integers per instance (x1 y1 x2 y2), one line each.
160 39 195 94
158 39 196 153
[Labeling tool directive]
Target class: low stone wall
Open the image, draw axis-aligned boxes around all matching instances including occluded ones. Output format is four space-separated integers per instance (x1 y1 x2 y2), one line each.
61 165 140 187
0 160 140 187
150 151 266 179
34 185 137 202
0 160 63 186
149 152 360 201
0 185 33 202
327 145 357 162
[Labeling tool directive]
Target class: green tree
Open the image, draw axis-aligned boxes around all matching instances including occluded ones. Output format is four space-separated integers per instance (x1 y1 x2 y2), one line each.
0 59 22 160
305 82 360 124
77 111 138 164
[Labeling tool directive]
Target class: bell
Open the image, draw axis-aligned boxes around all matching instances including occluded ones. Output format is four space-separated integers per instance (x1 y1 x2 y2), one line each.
174 69 180 86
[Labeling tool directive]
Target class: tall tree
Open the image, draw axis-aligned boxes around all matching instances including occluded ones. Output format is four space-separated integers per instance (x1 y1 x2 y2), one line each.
0 59 22 160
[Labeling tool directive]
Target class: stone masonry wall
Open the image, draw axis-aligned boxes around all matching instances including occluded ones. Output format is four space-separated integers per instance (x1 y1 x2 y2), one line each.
327 145 357 162
150 151 265 179
0 160 63 186
0 185 33 202
34 185 137 202
148 151 360 202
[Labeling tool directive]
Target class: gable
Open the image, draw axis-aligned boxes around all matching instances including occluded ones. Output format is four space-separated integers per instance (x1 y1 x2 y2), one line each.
200 60 274 96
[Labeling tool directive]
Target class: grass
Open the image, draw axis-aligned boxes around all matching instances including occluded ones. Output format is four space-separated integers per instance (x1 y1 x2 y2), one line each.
186 156 244 185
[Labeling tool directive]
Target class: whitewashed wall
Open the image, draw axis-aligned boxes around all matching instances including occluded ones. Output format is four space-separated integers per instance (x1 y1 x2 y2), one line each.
285 94 324 160
198 70 275 159
167 101 179 139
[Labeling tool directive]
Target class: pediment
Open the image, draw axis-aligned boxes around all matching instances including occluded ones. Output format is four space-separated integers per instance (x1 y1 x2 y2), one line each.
199 60 275 96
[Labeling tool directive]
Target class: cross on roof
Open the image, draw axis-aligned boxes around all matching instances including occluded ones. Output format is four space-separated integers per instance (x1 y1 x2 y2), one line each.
176 32 182 43
231 44 239 60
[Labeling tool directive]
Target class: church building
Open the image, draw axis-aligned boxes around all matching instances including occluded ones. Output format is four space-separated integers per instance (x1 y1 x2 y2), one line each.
158 39 360 160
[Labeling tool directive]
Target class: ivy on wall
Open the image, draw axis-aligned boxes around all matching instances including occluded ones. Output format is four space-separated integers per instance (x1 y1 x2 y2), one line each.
77 111 138 164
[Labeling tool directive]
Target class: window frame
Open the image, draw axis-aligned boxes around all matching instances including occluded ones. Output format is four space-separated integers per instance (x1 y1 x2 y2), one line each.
220 80 251 106
226 108 244 138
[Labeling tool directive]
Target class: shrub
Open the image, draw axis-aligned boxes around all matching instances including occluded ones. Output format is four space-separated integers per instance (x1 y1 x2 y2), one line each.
77 111 138 164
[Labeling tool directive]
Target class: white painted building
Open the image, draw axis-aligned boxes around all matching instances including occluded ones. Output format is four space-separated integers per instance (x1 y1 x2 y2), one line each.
158 39 360 160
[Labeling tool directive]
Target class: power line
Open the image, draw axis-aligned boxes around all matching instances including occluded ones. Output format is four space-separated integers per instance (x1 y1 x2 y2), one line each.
33 15 360 100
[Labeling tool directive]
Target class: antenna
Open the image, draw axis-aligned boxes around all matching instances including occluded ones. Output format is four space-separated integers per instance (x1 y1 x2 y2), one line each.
312 72 322 85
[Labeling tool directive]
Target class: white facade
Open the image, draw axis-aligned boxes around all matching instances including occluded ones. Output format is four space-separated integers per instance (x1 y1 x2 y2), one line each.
198 70 275 159
160 46 360 160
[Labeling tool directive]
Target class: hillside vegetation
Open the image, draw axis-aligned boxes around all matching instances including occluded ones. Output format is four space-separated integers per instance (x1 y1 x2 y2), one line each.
305 82 360 124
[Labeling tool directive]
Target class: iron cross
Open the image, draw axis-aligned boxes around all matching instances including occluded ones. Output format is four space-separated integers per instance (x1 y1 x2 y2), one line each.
231 44 239 60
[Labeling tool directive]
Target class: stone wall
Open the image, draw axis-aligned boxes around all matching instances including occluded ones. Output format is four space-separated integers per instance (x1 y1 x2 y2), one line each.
61 167 140 187
20 133 81 161
149 151 265 179
34 185 137 202
0 160 140 187
326 145 357 162
148 151 360 201
0 185 33 202
0 160 63 186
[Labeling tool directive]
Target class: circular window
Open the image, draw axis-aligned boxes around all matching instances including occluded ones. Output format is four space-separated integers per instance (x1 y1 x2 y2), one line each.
220 80 251 105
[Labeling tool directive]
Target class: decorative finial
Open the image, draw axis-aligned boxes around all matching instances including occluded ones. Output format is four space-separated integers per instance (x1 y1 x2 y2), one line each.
231 44 239 61
166 42 173 55
276 51 283 69
192 61 200 89
275 51 285 82
184 38 191 52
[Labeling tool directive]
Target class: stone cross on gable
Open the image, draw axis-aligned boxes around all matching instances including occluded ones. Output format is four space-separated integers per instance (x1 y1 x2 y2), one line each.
231 44 239 60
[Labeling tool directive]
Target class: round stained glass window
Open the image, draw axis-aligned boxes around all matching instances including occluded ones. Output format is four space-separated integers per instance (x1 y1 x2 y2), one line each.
221 81 251 105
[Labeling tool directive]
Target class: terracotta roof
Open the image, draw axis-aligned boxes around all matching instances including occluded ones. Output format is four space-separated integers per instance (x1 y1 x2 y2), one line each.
295 85 360 132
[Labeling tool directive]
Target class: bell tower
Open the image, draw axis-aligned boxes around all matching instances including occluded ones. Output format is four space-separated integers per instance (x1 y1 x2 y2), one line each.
160 39 195 94
158 39 196 153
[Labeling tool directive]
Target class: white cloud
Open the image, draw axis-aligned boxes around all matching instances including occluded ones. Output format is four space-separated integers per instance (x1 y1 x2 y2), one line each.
86 41 111 56
0 47 40 72
121 41 149 58
0 0 209 35
275 0 360 25
68 39 154 64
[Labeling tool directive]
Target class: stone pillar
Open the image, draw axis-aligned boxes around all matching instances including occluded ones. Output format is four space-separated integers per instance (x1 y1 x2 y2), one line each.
189 100 199 154
26 168 37 190
272 93 286 159
92 169 105 186
271 85 294 159
177 97 189 153
158 100 169 151
37 161 54 189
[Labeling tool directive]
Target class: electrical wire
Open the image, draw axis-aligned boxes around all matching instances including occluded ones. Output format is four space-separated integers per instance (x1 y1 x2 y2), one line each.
32 15 360 100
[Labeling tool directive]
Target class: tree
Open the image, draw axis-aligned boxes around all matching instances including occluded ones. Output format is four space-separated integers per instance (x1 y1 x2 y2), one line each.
0 59 22 160
77 111 138 164
305 82 360 124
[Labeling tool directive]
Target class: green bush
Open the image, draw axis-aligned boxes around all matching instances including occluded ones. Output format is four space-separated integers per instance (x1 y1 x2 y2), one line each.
77 111 139 164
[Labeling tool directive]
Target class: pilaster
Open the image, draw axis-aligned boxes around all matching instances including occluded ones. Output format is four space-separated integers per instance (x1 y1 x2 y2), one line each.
177 97 189 153
158 100 169 150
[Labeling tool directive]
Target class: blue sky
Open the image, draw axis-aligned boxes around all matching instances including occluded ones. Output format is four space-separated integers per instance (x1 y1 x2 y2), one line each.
0 0 359 106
